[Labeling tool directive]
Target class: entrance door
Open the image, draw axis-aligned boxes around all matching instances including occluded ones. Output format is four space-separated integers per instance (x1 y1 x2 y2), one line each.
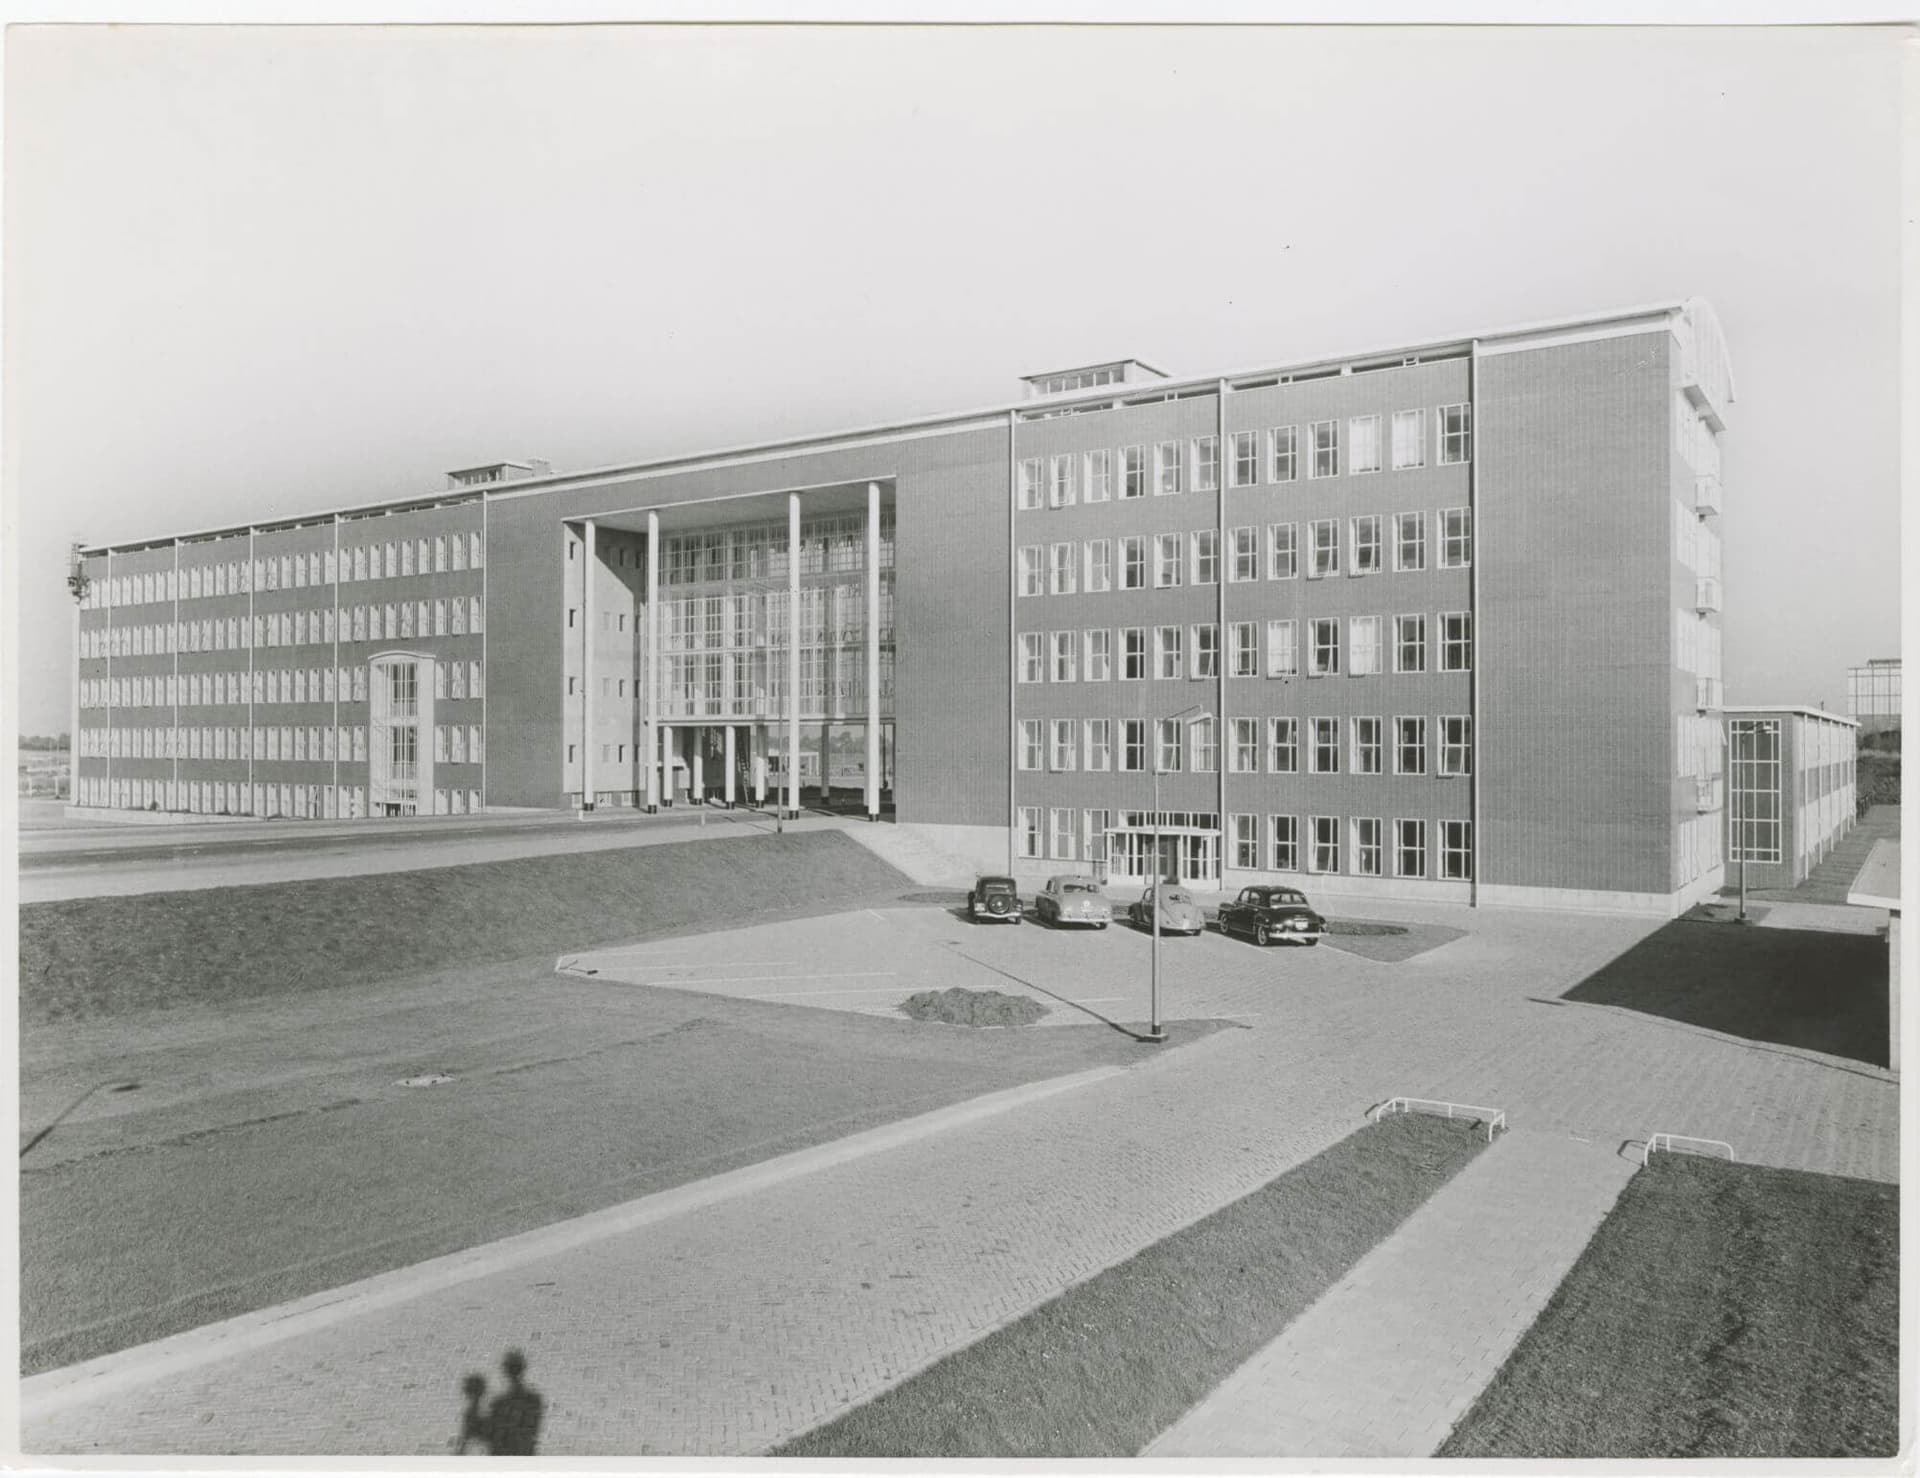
1180 834 1220 887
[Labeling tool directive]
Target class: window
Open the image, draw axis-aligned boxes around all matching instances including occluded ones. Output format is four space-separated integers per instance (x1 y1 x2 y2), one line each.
1230 431 1259 487
1309 520 1340 578
1191 436 1219 492
1350 616 1383 675
1084 628 1112 681
1730 719 1782 863
1396 716 1428 775
1392 409 1427 470
1155 441 1184 495
1190 529 1219 585
1269 717 1299 773
1155 625 1184 680
1395 614 1427 673
1085 719 1113 770
1267 619 1297 678
1018 807 1043 858
1353 817 1383 876
1084 539 1114 592
1122 627 1147 680
1230 622 1258 677
1271 814 1300 871
1229 526 1259 582
1349 415 1382 474
1049 453 1078 508
1084 809 1112 865
1440 508 1472 568
1311 717 1341 773
1051 631 1078 683
1230 813 1259 869
1190 716 1218 773
1351 515 1383 575
1268 522 1299 580
1051 807 1077 859
1156 717 1183 772
1441 820 1473 879
1051 719 1077 771
1120 536 1147 589
1395 512 1427 572
1050 542 1077 595
1310 419 1340 478
1395 819 1428 878
1230 717 1259 773
1438 403 1472 464
1155 534 1184 588
1309 618 1341 677
1121 719 1147 771
1018 458 1044 510
1190 624 1219 680
1440 612 1473 672
1085 449 1113 503
1018 720 1044 770
1352 716 1383 774
1017 546 1044 597
1121 445 1148 499
1440 716 1473 776
1311 816 1340 873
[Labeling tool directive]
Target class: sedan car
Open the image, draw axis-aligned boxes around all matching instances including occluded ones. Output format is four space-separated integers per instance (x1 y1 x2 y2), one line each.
966 874 1025 923
1215 885 1326 946
1126 885 1206 936
1035 876 1112 928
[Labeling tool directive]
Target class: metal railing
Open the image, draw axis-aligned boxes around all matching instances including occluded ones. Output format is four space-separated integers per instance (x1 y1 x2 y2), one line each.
1370 1096 1507 1143
1641 1132 1735 1167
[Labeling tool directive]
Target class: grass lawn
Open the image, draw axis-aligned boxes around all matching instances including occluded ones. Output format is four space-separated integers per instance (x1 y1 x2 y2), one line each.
774 1113 1486 1458
1561 919 1888 1067
1440 1154 1898 1459
18 829 905 1026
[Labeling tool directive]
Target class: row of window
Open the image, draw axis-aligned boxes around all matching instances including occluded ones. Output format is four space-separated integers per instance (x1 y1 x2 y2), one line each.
571 586 900 648
80 660 485 712
647 515 897 586
1013 805 1474 880
1018 614 1473 684
81 596 488 659
1016 714 1473 776
74 775 484 819
83 532 487 610
1017 511 1471 597
1015 407 1472 510
76 722 486 765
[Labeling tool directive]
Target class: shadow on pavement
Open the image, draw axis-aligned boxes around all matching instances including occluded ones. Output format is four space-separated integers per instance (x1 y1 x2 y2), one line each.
1559 919 1889 1069
455 1349 545 1456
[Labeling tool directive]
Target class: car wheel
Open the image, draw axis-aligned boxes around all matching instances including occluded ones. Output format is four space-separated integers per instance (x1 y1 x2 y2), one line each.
1255 922 1271 946
1098 921 1108 930
1303 937 1318 947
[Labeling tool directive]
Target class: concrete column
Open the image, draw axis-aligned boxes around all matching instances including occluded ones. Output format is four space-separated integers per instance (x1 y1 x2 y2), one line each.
752 725 767 806
645 511 660 812
582 520 596 808
865 481 882 822
691 727 705 802
786 492 801 819
724 724 737 808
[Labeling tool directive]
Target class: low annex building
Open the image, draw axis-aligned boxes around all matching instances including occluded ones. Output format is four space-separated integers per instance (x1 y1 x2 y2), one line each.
70 299 1737 915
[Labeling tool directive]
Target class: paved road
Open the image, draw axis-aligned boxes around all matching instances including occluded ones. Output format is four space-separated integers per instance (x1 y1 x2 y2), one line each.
22 896 1897 1456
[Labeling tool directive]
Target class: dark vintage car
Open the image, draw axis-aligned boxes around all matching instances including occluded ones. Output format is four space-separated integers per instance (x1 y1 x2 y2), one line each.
1215 885 1326 946
966 874 1025 923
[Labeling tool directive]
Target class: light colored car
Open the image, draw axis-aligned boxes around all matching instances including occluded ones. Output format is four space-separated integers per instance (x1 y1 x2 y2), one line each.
1035 875 1112 928
1127 885 1205 936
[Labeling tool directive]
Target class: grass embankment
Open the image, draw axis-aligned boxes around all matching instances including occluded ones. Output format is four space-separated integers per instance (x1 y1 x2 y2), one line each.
1441 1154 1898 1459
776 1113 1486 1458
18 829 907 1025
1855 751 1899 816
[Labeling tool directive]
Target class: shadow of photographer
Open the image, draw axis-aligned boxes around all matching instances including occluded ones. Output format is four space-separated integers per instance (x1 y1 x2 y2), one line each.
455 1348 545 1456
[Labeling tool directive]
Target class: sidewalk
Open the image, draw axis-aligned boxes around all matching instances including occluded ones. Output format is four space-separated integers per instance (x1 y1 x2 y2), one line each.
1145 1129 1636 1458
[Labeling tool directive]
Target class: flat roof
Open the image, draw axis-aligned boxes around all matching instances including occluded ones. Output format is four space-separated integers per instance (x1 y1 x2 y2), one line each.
1722 705 1860 726
1846 838 1902 911
79 296 1708 557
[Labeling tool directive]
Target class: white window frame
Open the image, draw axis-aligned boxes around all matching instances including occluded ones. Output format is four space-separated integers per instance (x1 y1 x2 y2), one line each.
1438 404 1472 465
1085 719 1113 771
1084 628 1112 682
1017 545 1044 598
1352 716 1383 774
1441 819 1473 880
1395 614 1427 674
1051 807 1077 859
1439 715 1473 777
1269 717 1299 773
1230 431 1259 488
1392 408 1427 470
1018 719 1044 771
1229 526 1259 583
1353 817 1384 877
1050 630 1078 684
1310 815 1340 874
1351 514 1383 575
1270 813 1300 871
1190 529 1219 586
1309 618 1341 677
1309 419 1339 479
1229 717 1259 774
1155 440 1184 495
1189 624 1219 681
1051 719 1078 772
1350 615 1383 676
1050 542 1078 595
1396 716 1428 776
1049 453 1079 509
1018 632 1045 683
1230 813 1259 869
1018 458 1044 510
1017 806 1044 858
1349 414 1382 475
1441 612 1473 672
1395 818 1428 879
1308 519 1340 578
1440 507 1473 568
1268 522 1299 580
1120 535 1147 590
1121 445 1148 499
1269 425 1298 482
1084 449 1114 503
1229 621 1258 677
1155 625 1183 680
1192 436 1220 492
1395 511 1427 572
1310 716 1341 774
1084 538 1114 592
1121 627 1147 681
1267 619 1297 678
1154 534 1184 588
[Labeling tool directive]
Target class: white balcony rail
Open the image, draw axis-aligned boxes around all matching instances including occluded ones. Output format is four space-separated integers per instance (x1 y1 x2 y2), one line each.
1641 1132 1735 1167
1695 676 1724 711
1369 1096 1507 1144
1694 577 1722 614
1694 776 1724 813
1694 473 1722 516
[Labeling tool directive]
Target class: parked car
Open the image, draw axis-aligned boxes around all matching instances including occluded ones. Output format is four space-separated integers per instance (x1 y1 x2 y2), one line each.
966 874 1025 923
1216 885 1326 946
1126 884 1206 936
1035 876 1112 928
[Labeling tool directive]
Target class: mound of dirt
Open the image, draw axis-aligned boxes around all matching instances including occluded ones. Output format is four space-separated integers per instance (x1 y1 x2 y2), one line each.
899 987 1049 1028
1324 920 1409 937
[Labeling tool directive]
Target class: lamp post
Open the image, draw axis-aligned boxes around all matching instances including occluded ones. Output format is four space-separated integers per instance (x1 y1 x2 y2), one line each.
1147 702 1205 1043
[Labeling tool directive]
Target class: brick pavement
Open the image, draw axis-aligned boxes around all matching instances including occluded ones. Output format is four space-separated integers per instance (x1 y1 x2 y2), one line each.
1144 1128 1637 1458
21 900 1900 1456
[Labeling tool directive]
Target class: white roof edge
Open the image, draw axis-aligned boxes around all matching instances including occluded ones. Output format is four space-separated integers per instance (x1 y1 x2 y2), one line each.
1721 705 1860 725
80 298 1702 556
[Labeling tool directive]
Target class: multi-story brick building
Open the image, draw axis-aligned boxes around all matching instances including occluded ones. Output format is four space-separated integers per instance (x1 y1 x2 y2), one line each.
69 297 1736 914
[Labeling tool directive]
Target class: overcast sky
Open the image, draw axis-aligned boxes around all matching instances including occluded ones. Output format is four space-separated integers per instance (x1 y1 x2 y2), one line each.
4 22 1903 735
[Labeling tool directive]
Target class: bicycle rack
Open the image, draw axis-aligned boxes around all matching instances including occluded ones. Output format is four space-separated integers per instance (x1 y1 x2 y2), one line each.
1370 1096 1507 1144
1641 1132 1735 1167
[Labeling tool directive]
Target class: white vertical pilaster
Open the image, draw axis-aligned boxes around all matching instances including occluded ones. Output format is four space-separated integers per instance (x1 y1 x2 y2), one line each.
691 728 704 801
752 724 767 806
787 492 801 819
865 481 881 821
171 539 181 809
646 510 661 811
723 724 736 807
583 519 597 808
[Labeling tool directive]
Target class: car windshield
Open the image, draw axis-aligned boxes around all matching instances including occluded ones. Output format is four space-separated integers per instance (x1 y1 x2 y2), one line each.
1253 889 1306 906
1164 890 1193 905
1061 882 1097 894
